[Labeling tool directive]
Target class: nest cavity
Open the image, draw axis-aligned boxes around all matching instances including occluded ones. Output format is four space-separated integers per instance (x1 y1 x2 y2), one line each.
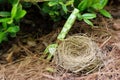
55 35 103 73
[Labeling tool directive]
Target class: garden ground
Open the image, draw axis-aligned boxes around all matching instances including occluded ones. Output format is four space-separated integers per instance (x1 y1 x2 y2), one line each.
0 1 120 80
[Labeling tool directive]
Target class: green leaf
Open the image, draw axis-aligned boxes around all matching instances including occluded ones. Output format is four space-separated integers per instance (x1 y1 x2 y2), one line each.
65 0 74 6
11 4 18 18
59 2 67 13
87 0 94 8
7 19 13 24
92 0 99 4
91 0 108 10
2 22 7 30
0 18 11 23
82 13 96 19
83 19 93 26
16 4 26 18
44 43 58 60
0 32 7 43
77 13 82 21
78 0 88 12
12 4 26 20
44 44 58 55
91 3 103 10
99 9 112 18
77 0 94 11
42 3 50 13
11 0 20 18
7 26 20 33
17 10 26 19
48 44 58 55
15 9 26 20
9 0 19 6
48 1 58 6
0 11 11 17
100 0 108 8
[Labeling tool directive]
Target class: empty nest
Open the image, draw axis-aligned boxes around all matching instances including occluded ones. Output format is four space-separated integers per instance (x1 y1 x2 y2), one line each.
55 35 103 73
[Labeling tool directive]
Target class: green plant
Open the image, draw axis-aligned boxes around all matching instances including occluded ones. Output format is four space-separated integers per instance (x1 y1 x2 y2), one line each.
43 0 112 59
0 0 111 59
40 0 74 21
0 0 26 43
23 0 111 25
40 0 111 23
76 0 111 26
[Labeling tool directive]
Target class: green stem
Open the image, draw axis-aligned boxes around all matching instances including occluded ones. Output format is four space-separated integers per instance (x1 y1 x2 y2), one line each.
57 8 79 41
43 8 79 60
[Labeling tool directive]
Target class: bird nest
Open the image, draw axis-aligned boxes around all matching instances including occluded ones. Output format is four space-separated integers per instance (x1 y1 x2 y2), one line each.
55 35 103 73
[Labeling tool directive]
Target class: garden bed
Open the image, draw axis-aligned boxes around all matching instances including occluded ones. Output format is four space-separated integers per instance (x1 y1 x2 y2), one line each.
0 1 120 80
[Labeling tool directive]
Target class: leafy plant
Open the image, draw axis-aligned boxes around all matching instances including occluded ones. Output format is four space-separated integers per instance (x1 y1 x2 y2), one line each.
42 0 112 59
41 0 74 21
0 0 112 59
0 0 26 43
23 0 111 24
75 0 111 26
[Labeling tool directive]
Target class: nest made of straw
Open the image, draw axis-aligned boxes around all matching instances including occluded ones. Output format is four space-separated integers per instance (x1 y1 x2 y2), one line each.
55 35 103 73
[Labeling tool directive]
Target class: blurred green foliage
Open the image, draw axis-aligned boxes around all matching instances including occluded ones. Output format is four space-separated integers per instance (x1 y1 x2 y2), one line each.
0 0 26 43
40 0 111 25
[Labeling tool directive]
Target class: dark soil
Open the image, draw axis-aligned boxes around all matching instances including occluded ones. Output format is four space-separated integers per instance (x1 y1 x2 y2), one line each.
0 1 120 80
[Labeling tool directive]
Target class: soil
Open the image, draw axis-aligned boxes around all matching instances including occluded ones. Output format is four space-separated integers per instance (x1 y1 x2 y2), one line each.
0 1 120 80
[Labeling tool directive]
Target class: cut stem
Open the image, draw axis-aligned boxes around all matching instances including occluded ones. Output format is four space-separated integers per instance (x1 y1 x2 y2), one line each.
43 8 79 60
57 8 79 41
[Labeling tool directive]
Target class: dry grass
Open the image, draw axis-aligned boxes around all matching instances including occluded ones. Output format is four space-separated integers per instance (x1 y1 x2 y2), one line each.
0 21 120 80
